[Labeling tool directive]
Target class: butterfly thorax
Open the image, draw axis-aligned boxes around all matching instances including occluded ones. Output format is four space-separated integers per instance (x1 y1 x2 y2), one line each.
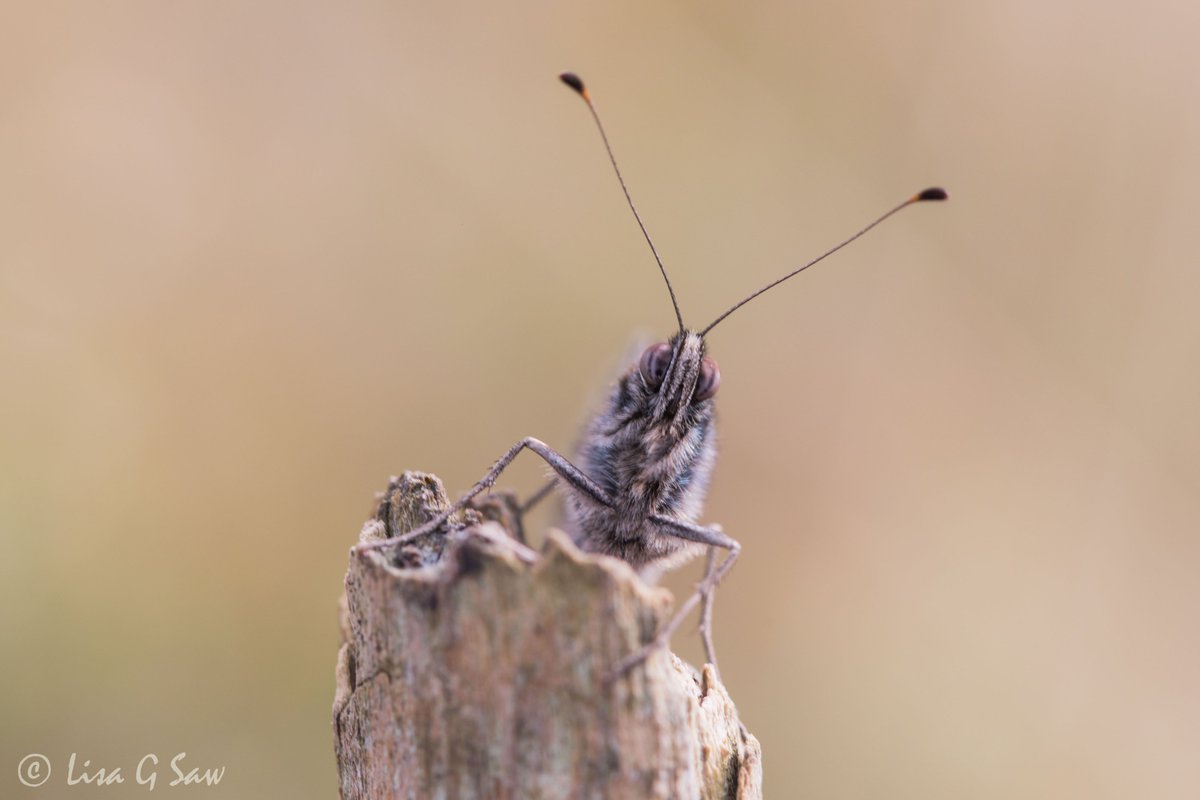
565 332 717 568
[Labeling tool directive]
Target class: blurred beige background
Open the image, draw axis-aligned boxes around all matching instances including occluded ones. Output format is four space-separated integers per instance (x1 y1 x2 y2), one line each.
2 1 1198 797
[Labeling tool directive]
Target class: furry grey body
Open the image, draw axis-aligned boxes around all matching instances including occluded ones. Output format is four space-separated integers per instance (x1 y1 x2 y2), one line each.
565 331 717 574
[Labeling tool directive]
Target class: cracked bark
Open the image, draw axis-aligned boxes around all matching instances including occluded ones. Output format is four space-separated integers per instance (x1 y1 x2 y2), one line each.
333 472 762 799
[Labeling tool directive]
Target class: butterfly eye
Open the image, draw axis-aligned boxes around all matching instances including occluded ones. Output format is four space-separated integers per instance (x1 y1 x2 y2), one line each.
639 343 673 389
694 357 720 401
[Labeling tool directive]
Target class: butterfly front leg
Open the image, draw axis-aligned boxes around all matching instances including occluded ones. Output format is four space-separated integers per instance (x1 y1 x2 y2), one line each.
354 438 609 555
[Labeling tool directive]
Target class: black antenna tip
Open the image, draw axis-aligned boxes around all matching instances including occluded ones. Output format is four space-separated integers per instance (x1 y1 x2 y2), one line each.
916 187 949 202
559 72 586 95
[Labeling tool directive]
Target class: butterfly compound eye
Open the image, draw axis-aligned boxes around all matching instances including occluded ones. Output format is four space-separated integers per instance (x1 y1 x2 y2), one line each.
639 343 673 389
694 357 720 401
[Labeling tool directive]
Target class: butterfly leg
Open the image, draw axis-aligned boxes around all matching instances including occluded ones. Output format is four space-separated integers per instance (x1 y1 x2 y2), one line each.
609 516 741 680
698 545 720 670
519 478 559 515
471 477 558 544
354 438 610 555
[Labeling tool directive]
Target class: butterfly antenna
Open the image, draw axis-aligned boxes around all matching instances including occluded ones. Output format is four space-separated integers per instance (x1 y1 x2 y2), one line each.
700 188 948 336
561 72 686 334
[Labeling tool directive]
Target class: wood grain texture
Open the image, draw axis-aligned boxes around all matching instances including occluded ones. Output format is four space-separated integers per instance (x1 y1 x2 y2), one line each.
333 472 762 799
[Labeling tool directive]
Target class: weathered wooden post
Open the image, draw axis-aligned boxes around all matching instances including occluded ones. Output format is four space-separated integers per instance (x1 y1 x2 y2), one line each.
333 472 762 799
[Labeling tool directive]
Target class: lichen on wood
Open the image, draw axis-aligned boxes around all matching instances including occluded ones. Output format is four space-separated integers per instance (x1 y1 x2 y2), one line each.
333 471 762 799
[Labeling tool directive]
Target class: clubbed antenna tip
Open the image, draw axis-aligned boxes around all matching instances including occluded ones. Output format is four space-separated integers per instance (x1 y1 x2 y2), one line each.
559 72 587 98
917 187 948 202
